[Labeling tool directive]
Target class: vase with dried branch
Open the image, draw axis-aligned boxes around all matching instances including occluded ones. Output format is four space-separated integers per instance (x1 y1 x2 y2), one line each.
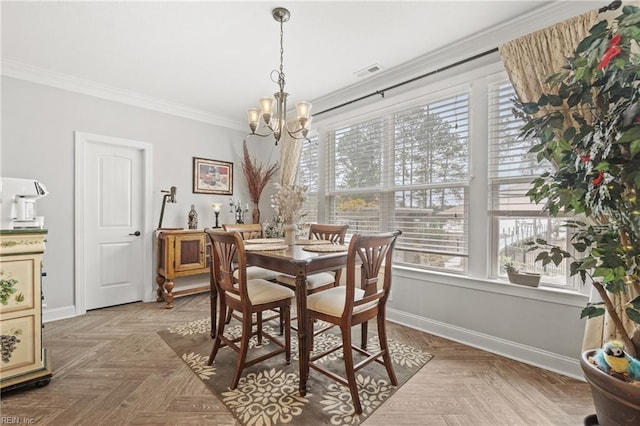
241 140 279 224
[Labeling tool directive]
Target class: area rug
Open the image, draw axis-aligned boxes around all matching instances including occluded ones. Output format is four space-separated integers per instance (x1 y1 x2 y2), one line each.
158 317 433 426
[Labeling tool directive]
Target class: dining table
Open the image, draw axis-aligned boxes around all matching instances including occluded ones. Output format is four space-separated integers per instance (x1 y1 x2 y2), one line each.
208 241 348 397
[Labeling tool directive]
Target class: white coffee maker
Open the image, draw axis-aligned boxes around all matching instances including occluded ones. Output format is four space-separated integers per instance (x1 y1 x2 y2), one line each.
0 177 49 229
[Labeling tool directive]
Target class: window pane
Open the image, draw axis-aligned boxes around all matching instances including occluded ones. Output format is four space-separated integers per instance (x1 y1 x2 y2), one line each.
394 187 467 272
330 193 380 233
395 95 469 185
327 91 470 272
299 135 319 223
497 217 568 285
488 78 571 287
334 119 383 190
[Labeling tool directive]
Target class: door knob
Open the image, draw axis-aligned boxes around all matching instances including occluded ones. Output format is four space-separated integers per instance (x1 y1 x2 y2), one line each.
129 231 141 236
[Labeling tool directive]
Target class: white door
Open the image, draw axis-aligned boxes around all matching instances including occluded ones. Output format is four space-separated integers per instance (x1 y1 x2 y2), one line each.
76 133 151 311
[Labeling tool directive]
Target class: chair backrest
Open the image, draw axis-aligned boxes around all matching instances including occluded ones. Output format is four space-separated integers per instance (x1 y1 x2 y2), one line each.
308 224 349 244
205 229 248 303
222 223 263 240
343 230 402 317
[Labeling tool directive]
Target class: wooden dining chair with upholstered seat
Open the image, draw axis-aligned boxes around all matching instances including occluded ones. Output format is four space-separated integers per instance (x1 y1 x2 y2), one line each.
222 223 278 281
205 229 295 390
276 223 349 294
221 223 281 329
303 230 402 414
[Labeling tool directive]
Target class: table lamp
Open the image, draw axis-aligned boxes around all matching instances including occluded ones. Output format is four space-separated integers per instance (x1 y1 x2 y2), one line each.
211 203 222 228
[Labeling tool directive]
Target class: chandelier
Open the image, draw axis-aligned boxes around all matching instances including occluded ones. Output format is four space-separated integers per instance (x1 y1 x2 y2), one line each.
247 7 311 146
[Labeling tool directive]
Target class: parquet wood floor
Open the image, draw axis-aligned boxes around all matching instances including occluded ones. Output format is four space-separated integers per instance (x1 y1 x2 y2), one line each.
0 294 594 425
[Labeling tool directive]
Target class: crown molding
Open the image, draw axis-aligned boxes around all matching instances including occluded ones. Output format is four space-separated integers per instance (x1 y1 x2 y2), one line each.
1 59 246 131
311 1 602 116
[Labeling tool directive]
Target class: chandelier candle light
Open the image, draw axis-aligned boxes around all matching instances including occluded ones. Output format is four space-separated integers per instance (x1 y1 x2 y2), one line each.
246 7 312 145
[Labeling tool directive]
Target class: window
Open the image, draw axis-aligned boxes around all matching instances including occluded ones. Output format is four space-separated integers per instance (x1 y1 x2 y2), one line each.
298 134 319 224
313 63 577 288
326 91 471 271
488 79 571 287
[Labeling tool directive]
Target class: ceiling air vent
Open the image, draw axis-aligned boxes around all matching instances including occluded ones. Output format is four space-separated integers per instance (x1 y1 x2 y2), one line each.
354 63 383 78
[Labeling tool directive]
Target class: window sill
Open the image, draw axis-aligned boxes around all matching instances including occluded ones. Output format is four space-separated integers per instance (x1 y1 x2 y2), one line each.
393 265 589 308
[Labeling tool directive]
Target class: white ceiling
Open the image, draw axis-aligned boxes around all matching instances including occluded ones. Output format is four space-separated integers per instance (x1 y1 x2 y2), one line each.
1 1 587 129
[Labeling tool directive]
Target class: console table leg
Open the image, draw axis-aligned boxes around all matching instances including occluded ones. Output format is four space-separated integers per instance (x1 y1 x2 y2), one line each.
164 280 175 309
156 275 166 302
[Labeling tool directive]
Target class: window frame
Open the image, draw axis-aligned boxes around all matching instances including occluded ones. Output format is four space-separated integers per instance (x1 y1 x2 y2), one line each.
310 60 585 292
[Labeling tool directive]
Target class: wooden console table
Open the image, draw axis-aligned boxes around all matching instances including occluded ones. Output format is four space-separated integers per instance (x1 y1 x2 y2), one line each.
156 229 211 309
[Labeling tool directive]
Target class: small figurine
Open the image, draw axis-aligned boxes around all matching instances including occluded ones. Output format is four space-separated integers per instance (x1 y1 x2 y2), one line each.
188 204 198 229
228 199 248 224
592 340 640 381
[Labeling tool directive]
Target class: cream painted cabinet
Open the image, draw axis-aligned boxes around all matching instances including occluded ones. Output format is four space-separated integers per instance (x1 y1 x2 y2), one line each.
0 229 51 392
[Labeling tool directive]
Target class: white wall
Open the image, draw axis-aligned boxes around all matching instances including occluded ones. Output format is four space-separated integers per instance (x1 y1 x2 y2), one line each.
0 76 278 316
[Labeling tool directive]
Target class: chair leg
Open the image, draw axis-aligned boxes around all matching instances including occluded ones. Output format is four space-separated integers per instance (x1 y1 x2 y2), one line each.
279 308 284 335
208 300 228 366
304 314 314 382
284 305 291 364
230 312 253 389
361 321 368 350
377 314 397 386
341 324 362 415
225 307 233 324
256 311 263 347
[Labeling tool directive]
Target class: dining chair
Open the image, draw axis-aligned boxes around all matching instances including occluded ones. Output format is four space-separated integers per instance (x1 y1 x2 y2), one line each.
221 223 281 329
276 223 349 294
222 223 278 281
205 229 295 389
304 230 402 414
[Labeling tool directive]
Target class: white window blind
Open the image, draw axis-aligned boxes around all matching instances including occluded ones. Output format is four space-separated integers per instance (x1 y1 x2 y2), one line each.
488 78 570 286
298 134 319 224
488 80 550 214
326 91 470 271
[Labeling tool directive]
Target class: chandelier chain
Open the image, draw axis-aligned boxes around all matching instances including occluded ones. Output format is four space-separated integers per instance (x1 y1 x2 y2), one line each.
278 16 285 91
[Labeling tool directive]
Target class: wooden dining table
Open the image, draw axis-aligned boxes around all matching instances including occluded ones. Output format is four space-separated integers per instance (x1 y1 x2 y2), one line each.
208 243 348 397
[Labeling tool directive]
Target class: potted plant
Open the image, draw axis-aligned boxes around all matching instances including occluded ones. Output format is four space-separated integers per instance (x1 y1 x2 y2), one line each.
515 4 640 424
502 258 541 287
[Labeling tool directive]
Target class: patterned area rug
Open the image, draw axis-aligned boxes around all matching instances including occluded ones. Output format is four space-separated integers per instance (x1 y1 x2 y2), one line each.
158 317 433 426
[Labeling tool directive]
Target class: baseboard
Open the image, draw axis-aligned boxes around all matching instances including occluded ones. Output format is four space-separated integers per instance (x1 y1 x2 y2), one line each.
387 307 585 381
43 305 77 323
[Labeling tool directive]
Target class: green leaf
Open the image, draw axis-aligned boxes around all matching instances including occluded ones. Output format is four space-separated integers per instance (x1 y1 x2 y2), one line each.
563 127 577 141
618 126 640 143
576 35 594 53
548 95 563 107
522 103 540 114
581 305 606 319
625 307 640 325
567 93 582 108
589 20 608 37
538 94 549 106
630 140 640 158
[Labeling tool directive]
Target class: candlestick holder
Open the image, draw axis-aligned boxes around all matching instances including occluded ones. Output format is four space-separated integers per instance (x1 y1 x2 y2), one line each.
211 203 223 228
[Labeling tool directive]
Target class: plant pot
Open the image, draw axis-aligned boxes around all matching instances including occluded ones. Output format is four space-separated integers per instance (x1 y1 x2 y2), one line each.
580 350 640 426
507 272 541 287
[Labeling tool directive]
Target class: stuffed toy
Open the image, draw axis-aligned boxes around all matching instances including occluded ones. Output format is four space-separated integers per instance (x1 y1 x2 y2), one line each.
592 340 640 381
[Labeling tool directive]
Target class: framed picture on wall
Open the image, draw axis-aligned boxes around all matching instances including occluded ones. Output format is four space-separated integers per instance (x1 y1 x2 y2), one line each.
192 157 233 195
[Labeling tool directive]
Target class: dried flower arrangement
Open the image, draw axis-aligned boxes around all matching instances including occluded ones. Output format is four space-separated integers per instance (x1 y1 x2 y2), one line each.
240 140 279 224
270 183 307 224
